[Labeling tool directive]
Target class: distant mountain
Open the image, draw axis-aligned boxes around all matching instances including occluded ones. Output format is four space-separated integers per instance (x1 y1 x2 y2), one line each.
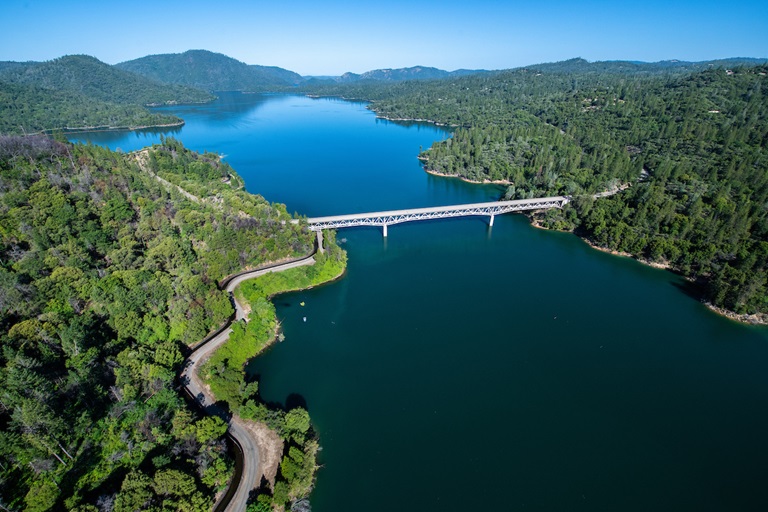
116 50 304 91
0 61 33 74
309 59 767 85
519 57 767 75
360 66 451 81
0 55 213 105
251 64 304 86
322 66 490 83
449 69 491 78
336 72 361 83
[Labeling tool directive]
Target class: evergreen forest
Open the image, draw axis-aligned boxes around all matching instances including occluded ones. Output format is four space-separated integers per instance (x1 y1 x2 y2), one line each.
0 55 214 134
115 50 304 93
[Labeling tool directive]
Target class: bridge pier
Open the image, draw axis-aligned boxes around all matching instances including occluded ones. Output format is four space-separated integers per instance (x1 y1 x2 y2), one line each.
316 230 325 254
489 214 495 227
382 223 388 237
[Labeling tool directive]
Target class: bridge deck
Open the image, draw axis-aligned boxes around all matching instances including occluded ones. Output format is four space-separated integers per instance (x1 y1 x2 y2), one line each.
304 196 569 232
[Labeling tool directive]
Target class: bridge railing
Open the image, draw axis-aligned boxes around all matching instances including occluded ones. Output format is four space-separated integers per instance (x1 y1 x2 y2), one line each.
300 196 570 236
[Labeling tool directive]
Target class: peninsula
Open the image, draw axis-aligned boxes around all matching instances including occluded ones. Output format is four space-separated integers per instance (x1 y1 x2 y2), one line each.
0 135 343 511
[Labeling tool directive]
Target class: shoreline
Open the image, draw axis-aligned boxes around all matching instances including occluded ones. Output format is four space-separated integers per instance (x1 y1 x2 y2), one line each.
183 239 342 511
423 167 512 186
234 264 348 356
580 235 672 271
44 96 216 136
302 93 459 127
374 113 459 127
527 216 767 326
203 249 346 508
415 161 764 326
39 120 185 135
702 302 768 326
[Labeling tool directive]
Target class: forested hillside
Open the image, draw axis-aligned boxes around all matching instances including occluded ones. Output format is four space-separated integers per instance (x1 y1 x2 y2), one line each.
0 135 316 510
0 55 214 134
116 50 304 92
0 55 213 106
322 65 489 83
0 81 184 135
302 61 768 318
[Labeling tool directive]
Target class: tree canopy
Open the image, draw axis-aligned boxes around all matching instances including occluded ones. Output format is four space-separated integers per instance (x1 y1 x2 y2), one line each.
0 135 318 510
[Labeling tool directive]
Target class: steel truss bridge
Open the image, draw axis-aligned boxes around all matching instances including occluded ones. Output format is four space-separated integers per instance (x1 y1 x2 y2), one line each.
303 196 570 236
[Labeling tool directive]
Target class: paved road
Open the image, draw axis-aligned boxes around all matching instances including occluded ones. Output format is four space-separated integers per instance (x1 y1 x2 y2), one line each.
181 255 316 512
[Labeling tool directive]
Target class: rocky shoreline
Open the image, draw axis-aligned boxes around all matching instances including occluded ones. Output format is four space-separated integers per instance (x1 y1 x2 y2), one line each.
702 302 768 326
40 120 185 135
527 215 767 326
374 113 459 127
423 167 512 185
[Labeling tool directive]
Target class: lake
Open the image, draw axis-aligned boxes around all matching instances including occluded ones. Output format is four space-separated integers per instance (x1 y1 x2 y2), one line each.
72 93 768 511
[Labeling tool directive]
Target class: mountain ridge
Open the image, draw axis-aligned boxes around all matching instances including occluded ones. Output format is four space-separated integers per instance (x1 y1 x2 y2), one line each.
0 54 213 105
304 58 766 84
515 56 767 74
116 49 304 92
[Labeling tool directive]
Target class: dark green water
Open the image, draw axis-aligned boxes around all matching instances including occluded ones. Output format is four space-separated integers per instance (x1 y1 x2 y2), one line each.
72 94 768 511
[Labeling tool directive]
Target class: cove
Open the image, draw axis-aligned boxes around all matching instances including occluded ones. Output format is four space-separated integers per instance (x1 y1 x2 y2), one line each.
72 93 768 511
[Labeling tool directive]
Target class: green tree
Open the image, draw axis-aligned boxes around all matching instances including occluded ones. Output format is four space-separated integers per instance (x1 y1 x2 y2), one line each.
24 480 59 512
195 416 228 444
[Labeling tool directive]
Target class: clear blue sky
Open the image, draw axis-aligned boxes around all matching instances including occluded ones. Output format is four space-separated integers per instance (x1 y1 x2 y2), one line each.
1 0 766 75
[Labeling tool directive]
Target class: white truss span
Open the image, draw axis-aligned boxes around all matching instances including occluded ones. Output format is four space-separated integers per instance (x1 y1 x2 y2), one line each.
305 196 570 235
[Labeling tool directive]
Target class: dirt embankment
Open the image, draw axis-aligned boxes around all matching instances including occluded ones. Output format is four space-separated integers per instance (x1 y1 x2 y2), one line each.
423 167 512 185
238 420 284 488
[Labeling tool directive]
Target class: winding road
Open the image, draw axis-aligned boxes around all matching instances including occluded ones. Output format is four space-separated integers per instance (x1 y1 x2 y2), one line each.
135 149 320 511
180 254 316 512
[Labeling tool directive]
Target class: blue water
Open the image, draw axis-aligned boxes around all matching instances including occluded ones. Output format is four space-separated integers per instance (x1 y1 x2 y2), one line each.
72 93 768 511
75 93 500 216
